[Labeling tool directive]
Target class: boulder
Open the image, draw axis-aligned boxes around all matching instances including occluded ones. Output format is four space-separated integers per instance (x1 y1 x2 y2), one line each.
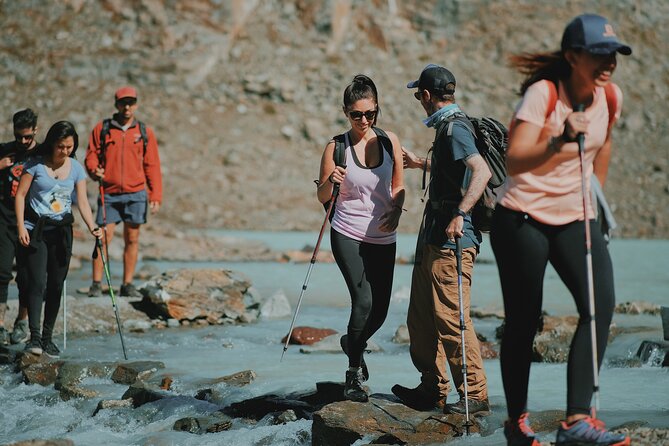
172 412 233 434
54 361 116 390
122 382 170 408
59 384 99 401
111 361 165 384
615 301 661 315
260 289 292 319
22 361 62 386
392 324 410 344
92 398 134 416
134 269 259 324
312 398 481 446
282 326 338 346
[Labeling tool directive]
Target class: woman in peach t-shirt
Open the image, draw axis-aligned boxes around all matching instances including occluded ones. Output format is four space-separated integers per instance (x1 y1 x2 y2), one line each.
491 15 632 446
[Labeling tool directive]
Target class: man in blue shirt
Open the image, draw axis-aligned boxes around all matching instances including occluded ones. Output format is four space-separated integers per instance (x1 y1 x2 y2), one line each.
393 65 491 415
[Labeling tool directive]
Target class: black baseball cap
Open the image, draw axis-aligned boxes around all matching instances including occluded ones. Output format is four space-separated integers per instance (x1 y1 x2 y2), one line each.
561 14 632 55
407 64 456 93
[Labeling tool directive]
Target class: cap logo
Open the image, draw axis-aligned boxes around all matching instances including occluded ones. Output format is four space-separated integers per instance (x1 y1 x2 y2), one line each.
602 24 616 37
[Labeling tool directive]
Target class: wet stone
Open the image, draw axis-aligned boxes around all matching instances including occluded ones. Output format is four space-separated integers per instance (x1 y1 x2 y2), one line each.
22 361 62 386
92 398 134 416
122 382 169 408
111 361 165 385
173 412 232 434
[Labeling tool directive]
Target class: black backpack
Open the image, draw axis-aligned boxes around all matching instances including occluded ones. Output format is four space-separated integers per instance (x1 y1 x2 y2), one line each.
98 118 148 165
323 127 394 220
440 114 508 232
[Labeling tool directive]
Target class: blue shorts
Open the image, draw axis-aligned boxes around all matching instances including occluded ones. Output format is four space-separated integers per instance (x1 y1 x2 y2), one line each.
96 190 147 226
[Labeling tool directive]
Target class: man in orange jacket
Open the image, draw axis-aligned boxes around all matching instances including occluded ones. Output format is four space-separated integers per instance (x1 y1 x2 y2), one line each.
85 87 162 298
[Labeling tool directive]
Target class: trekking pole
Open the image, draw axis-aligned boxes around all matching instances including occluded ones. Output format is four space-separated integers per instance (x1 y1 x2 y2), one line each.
281 177 343 362
576 103 600 415
62 280 67 350
94 237 128 360
455 237 473 435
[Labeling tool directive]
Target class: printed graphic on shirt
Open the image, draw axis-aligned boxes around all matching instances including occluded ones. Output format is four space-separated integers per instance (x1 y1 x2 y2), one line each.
33 184 72 217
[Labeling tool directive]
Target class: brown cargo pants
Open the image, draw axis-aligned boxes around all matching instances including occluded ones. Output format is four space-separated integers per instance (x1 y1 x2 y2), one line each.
407 243 488 401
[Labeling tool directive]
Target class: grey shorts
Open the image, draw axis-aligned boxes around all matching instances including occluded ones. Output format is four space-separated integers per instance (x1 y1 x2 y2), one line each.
96 190 147 226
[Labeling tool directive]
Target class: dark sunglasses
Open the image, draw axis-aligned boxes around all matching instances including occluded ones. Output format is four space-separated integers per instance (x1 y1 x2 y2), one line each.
116 98 137 107
348 109 377 121
14 132 35 141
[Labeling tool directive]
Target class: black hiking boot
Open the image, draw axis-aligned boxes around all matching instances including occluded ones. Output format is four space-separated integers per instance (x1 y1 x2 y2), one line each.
120 282 142 298
88 281 102 297
42 339 61 359
344 368 368 402
24 337 43 355
504 412 541 446
340 334 369 382
391 384 445 411
443 397 491 415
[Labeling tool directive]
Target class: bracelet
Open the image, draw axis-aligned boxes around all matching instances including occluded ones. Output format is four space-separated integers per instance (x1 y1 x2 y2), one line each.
453 208 467 218
547 136 563 153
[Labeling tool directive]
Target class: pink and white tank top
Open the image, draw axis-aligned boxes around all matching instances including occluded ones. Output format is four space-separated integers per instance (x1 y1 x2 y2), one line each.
331 133 396 244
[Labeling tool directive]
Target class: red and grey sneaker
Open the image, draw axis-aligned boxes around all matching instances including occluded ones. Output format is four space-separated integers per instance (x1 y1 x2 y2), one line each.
556 416 630 445
504 412 541 446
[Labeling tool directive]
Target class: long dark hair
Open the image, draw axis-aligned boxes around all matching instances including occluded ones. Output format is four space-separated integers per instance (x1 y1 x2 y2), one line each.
508 50 571 96
36 121 79 159
342 74 380 125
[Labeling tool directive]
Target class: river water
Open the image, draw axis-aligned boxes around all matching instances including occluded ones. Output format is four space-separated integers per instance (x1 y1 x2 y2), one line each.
1 231 668 445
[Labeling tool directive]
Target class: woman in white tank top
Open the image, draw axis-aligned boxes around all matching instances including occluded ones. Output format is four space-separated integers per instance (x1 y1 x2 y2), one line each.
316 75 404 402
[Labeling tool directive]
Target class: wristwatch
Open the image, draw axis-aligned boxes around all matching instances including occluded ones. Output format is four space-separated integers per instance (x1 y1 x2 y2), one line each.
453 208 467 218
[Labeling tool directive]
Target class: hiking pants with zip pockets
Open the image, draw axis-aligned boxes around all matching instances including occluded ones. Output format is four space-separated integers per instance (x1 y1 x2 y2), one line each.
490 205 615 419
407 243 488 401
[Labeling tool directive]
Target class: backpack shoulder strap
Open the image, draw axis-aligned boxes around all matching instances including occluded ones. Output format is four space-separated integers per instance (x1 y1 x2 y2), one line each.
332 133 347 167
137 120 148 156
372 126 393 161
603 83 618 129
545 80 559 121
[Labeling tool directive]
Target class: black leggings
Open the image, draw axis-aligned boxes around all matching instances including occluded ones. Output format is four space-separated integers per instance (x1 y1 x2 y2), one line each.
18 227 72 343
331 229 396 368
0 221 27 307
490 205 615 418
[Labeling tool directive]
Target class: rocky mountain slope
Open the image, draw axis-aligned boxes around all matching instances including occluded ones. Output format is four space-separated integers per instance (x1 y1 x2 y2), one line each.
1 0 667 237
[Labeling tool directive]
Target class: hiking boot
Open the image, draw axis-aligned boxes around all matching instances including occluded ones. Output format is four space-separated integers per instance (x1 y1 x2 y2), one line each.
120 282 142 298
88 281 102 297
344 368 368 402
24 337 43 355
340 334 369 382
391 384 445 411
42 340 61 359
444 397 490 416
504 412 541 446
10 319 30 344
556 416 630 446
0 327 9 346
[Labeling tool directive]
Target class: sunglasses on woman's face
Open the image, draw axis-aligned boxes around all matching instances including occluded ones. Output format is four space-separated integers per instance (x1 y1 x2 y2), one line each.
348 109 377 121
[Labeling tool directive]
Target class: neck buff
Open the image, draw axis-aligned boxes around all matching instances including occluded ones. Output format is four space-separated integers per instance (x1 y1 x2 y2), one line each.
423 103 462 128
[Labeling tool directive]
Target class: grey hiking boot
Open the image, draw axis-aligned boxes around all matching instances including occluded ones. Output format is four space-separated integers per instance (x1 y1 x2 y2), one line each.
10 319 29 344
88 281 102 297
340 334 369 382
344 368 368 402
24 337 43 355
120 282 142 298
42 339 61 359
0 327 9 346
443 397 490 415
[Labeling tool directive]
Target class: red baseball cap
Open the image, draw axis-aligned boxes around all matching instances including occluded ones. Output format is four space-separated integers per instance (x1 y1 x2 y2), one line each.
114 86 138 101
